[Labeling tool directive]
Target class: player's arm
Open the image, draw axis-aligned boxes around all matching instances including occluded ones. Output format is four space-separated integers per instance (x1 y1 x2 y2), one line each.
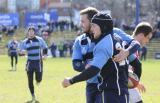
69 65 100 84
113 28 140 54
43 49 48 55
129 54 142 79
125 40 140 56
115 28 140 55
62 46 110 87
72 38 85 72
18 40 26 56
39 37 48 56
113 28 140 62
72 59 85 72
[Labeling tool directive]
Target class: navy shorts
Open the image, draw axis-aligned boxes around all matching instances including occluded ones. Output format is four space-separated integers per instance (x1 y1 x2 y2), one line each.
26 60 43 82
26 60 43 72
102 90 129 103
86 83 102 103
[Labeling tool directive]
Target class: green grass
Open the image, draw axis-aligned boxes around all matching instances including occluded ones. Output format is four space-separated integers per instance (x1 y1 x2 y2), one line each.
0 55 160 103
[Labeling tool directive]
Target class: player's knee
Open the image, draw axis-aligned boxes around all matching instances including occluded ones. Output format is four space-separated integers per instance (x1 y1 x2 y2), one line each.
36 77 42 83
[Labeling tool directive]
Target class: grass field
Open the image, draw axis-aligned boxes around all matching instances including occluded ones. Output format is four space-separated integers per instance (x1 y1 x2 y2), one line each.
0 55 160 103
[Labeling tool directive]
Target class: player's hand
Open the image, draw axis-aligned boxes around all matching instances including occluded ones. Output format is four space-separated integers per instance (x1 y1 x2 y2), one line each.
137 82 146 93
113 49 129 62
18 51 26 56
42 55 47 60
62 77 72 88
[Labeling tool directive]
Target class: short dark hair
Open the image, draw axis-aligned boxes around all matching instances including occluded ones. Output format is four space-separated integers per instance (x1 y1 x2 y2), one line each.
80 7 99 21
27 26 36 32
133 22 153 37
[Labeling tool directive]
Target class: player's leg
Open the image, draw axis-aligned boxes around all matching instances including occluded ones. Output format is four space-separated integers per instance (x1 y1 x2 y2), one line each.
14 54 18 70
129 88 143 103
87 83 102 103
94 90 102 103
26 61 36 101
27 71 35 100
10 55 14 70
86 83 95 103
35 60 43 84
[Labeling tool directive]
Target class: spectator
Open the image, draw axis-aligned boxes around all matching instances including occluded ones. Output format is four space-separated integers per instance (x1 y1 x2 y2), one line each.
58 41 64 57
49 42 57 57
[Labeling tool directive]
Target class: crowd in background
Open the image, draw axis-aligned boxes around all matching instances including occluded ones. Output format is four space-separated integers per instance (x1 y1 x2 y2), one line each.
49 40 74 58
2 17 160 59
0 25 18 41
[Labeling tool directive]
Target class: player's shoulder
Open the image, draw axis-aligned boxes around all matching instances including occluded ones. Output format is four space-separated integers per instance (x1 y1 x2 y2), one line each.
35 36 45 42
74 33 87 43
113 27 131 36
113 27 121 31
113 27 126 35
76 33 87 40
35 36 43 40
113 27 124 33
15 40 19 44
22 38 29 43
96 34 112 49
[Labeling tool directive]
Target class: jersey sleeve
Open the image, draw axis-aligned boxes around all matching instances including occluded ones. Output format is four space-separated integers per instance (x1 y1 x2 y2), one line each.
91 44 112 70
114 28 140 55
19 40 27 51
39 37 48 49
113 28 133 43
128 53 137 63
72 38 83 60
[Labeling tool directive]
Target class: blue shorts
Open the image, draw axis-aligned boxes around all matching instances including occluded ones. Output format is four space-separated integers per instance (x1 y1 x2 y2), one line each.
10 52 17 56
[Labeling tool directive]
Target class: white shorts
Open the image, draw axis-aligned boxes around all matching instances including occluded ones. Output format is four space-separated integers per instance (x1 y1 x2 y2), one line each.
129 88 142 103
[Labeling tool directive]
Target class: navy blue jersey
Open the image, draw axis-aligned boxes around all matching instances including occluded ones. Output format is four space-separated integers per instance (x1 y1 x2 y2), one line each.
8 40 19 54
20 36 48 61
90 32 129 95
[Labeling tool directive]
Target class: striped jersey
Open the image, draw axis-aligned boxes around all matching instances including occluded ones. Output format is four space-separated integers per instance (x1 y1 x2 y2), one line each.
20 36 48 61
7 40 19 54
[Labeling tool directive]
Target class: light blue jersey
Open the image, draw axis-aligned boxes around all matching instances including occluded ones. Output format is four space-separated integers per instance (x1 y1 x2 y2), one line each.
113 28 134 44
72 33 99 83
72 28 134 84
20 36 48 61
91 32 128 95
